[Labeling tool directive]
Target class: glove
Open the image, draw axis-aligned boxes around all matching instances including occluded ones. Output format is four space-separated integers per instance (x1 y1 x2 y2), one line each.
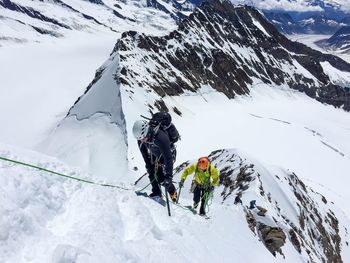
179 179 184 188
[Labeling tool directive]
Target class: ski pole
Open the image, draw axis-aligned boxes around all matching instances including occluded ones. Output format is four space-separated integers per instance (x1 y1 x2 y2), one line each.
176 185 182 204
134 173 147 185
164 186 171 217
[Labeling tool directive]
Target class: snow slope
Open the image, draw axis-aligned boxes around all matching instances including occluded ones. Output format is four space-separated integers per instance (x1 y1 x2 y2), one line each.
1 1 350 262
0 144 279 263
1 142 349 262
0 33 118 148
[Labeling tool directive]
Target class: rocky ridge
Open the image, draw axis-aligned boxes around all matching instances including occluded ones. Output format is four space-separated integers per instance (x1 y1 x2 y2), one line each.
111 0 350 112
203 149 349 262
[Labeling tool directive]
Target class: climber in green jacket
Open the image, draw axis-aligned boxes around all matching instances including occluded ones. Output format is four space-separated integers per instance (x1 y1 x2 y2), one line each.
179 156 219 216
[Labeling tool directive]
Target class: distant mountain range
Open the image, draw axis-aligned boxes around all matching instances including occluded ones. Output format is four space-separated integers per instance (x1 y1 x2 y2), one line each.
1 0 350 45
318 26 350 53
264 12 350 35
213 0 350 35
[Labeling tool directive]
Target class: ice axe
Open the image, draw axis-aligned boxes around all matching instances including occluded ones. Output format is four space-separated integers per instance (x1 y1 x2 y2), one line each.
176 181 183 203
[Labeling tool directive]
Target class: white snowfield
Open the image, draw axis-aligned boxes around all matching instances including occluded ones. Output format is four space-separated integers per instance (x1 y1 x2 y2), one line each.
0 144 277 263
0 0 182 46
2 142 349 263
1 34 350 261
1 3 350 262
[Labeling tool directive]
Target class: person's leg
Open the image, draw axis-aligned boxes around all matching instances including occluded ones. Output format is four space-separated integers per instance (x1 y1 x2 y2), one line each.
149 164 161 196
193 186 201 208
158 163 176 198
199 189 207 215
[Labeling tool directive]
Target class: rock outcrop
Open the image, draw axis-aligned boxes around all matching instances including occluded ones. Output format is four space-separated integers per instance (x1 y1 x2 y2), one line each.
203 149 347 262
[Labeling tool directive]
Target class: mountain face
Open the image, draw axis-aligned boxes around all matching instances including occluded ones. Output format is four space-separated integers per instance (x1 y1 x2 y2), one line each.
92 0 350 114
146 0 195 21
0 0 196 45
206 149 347 262
324 26 350 52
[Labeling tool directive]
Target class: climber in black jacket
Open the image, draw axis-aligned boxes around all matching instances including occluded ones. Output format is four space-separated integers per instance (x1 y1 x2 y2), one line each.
133 120 177 201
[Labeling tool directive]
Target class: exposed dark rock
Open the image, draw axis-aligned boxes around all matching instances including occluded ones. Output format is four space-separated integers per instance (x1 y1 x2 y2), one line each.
146 0 192 22
173 107 182 116
246 210 256 234
205 149 346 262
30 26 62 37
289 228 302 253
256 206 268 216
258 223 286 256
154 99 168 112
0 0 71 29
84 0 104 4
113 0 350 111
321 195 327 204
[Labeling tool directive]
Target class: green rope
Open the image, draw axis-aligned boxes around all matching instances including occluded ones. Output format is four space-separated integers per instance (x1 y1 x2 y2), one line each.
135 177 157 193
136 164 159 193
0 155 202 216
203 189 213 214
0 156 133 191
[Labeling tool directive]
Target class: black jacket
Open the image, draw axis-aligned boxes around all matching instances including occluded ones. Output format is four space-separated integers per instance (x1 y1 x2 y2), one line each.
138 128 173 177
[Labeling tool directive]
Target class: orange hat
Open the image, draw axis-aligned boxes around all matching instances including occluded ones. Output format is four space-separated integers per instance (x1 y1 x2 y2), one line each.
198 156 209 170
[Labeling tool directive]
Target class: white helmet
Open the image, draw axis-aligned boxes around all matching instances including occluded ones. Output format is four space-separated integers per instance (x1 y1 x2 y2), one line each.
132 120 149 140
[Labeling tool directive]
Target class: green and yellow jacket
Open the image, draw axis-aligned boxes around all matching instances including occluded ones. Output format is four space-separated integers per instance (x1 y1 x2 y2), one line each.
181 163 219 187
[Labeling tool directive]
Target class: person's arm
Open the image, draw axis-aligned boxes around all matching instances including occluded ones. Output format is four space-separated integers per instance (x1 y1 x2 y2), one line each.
181 163 197 181
138 141 153 174
210 165 219 186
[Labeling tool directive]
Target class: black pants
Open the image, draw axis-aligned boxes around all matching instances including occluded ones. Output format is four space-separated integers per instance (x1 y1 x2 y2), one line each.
193 186 207 215
149 164 175 195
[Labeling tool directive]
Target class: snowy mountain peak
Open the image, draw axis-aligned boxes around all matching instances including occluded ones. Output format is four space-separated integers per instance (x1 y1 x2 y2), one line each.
69 0 350 122
323 26 350 53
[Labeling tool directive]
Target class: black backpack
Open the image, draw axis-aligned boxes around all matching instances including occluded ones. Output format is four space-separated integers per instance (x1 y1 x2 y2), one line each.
148 112 180 144
143 112 180 162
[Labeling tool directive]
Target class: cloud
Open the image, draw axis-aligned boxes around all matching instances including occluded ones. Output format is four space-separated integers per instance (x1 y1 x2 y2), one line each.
323 0 350 13
229 0 324 12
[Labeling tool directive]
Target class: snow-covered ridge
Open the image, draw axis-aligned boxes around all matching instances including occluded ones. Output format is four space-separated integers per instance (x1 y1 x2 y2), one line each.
63 0 350 174
1 142 349 262
208 148 350 262
69 0 350 117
